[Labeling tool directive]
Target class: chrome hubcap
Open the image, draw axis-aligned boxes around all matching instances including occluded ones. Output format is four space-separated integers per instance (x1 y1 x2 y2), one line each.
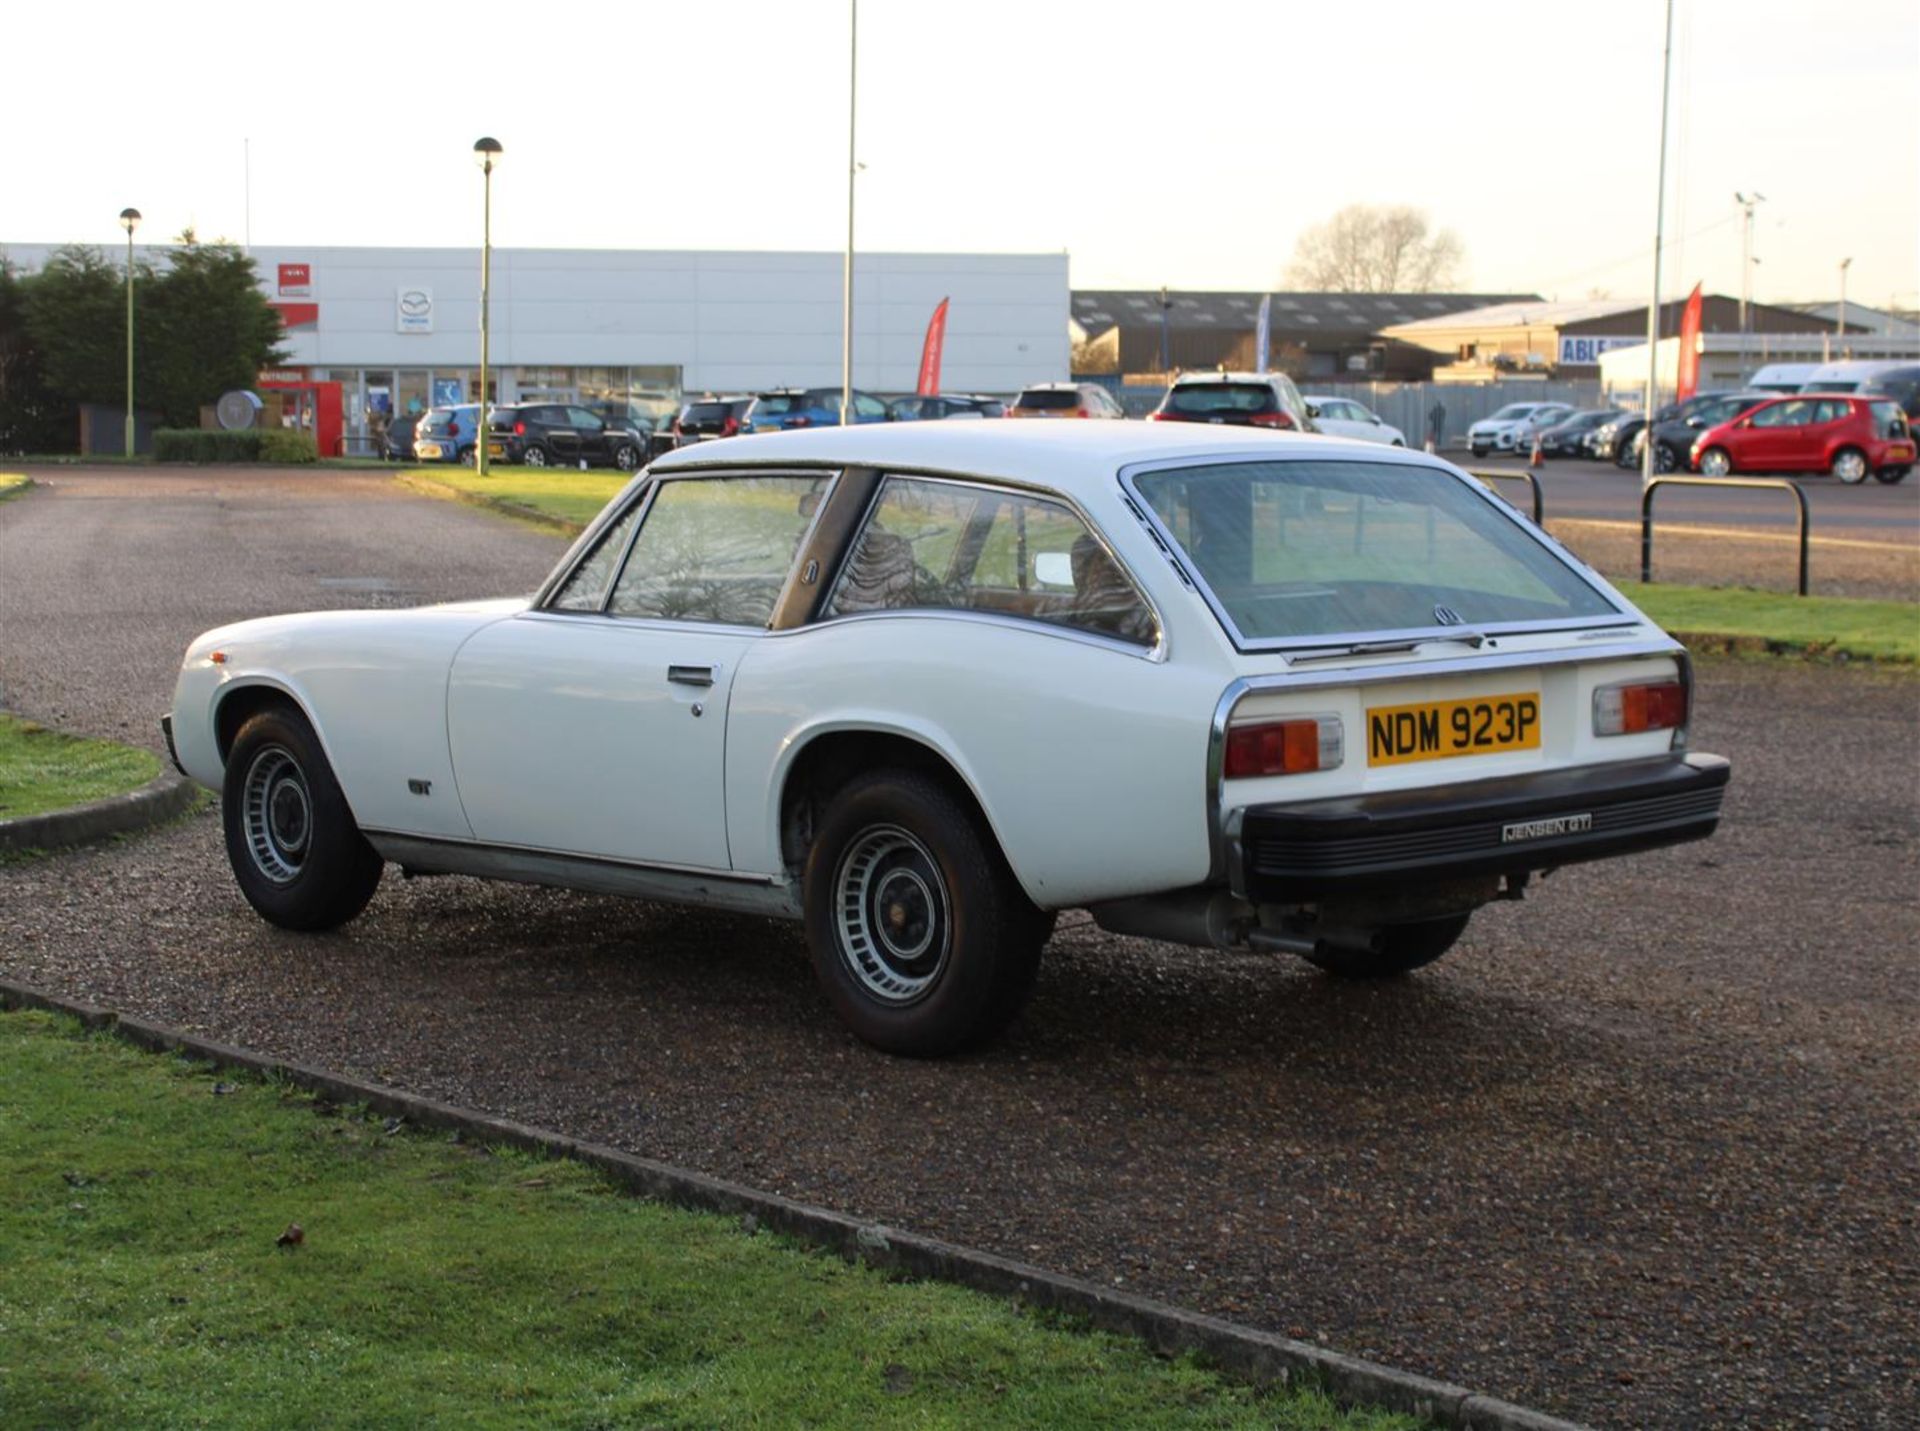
1836 452 1866 482
834 825 950 1004
1703 452 1730 476
243 746 311 884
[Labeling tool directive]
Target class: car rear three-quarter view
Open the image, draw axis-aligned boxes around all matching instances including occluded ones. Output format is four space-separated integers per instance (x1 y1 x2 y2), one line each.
165 424 1728 1057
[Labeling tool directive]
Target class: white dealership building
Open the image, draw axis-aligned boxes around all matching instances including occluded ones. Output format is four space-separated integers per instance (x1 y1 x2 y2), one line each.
1 241 1069 453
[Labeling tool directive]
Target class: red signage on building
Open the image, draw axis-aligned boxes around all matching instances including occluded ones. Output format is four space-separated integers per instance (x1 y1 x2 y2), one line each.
277 263 312 296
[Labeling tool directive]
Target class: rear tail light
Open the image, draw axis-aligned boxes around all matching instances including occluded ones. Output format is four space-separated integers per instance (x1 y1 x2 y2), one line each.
1223 716 1344 778
1593 679 1687 736
513 420 526 436
789 415 812 428
672 419 683 437
722 416 738 435
1075 407 1090 417
1249 411 1295 429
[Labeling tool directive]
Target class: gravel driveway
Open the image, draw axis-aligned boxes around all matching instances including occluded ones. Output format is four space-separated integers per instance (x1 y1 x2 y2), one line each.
3 467 1916 1428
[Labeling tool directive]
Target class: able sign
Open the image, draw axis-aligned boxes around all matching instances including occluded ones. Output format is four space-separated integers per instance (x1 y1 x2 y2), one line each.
1557 335 1643 366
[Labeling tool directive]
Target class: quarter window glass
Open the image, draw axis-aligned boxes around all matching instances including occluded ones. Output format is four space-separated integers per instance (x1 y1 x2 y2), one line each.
826 477 1156 647
1134 460 1617 643
608 475 828 626
1813 400 1848 423
854 394 886 418
549 501 644 612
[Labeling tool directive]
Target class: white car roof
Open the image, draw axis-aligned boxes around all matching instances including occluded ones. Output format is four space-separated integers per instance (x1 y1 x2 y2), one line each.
651 419 1437 498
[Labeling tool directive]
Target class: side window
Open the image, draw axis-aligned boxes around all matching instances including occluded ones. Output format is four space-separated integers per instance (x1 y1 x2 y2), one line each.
825 476 1157 647
608 475 830 627
1749 404 1788 428
568 407 604 430
1812 399 1848 424
548 499 645 612
854 393 886 419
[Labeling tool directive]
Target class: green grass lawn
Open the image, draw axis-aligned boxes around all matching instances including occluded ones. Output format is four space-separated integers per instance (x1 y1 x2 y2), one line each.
1627 583 1919 663
399 465 627 529
0 1010 1418 1430
0 715 160 821
0 473 30 501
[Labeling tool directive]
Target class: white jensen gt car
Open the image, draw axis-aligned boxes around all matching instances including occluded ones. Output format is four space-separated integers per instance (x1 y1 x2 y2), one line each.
165 424 1729 1056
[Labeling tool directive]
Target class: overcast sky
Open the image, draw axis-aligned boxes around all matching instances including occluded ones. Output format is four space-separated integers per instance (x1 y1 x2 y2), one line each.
6 0 1915 310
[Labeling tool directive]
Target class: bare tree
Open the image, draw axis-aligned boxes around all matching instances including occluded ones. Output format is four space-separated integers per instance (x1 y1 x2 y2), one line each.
1285 204 1465 293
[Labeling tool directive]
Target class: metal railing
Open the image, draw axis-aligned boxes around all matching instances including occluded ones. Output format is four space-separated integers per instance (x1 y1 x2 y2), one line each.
1465 468 1544 525
1641 476 1810 596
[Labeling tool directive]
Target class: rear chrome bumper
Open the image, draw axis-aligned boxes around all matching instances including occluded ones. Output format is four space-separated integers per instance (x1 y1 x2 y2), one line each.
1236 753 1729 900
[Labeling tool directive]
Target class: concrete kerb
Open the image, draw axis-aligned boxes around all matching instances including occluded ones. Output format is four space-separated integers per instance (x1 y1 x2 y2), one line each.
0 978 1584 1431
0 771 198 854
393 472 586 536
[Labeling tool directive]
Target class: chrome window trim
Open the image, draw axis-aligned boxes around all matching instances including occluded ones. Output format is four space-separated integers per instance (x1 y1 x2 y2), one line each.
1117 451 1636 657
814 469 1168 661
1201 631 1685 884
778 606 1166 662
532 473 653 610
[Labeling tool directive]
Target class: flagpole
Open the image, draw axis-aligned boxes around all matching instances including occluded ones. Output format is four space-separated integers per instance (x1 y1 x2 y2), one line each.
1642 0 1675 486
841 0 857 425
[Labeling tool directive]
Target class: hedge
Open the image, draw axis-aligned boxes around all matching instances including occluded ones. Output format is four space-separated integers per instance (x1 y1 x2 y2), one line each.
153 429 319 464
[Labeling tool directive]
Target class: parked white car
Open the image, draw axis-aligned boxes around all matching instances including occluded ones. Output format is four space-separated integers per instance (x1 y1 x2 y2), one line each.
1467 402 1569 457
165 424 1729 1056
1302 395 1406 446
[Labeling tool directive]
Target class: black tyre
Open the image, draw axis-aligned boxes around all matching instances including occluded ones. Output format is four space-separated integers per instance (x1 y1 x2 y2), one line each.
1831 446 1869 484
1875 465 1910 485
1614 437 1640 470
522 444 550 468
1653 441 1678 474
222 706 383 932
1469 445 1488 459
802 769 1047 1056
1698 446 1734 478
613 443 640 471
1305 914 1470 979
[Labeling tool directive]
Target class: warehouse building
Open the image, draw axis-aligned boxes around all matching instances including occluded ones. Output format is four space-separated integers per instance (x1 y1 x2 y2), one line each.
1379 294 1865 381
1 242 1068 454
1069 289 1534 382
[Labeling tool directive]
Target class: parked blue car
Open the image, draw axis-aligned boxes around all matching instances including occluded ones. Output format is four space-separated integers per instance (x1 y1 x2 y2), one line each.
741 387 891 433
413 404 487 463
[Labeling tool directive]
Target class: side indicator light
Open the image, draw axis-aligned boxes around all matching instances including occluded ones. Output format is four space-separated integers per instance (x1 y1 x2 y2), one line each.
209 650 228 665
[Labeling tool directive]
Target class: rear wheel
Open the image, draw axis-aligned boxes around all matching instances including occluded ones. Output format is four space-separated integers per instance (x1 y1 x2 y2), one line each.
613 443 640 471
522 444 550 468
1305 914 1470 979
1699 446 1733 477
222 706 382 931
1831 447 1868 484
1875 465 1910 485
802 769 1047 1056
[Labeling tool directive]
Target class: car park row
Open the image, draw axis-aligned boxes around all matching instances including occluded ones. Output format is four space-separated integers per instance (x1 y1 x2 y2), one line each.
390 358 1917 485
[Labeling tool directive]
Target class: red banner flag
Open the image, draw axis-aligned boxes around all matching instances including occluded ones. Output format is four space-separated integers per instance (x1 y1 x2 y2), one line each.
1675 283 1704 401
915 297 950 396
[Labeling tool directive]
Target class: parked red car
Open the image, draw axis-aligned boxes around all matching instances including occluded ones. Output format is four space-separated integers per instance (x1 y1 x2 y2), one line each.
1691 394 1913 485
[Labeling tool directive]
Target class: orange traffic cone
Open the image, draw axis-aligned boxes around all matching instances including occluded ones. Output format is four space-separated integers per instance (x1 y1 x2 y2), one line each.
1529 432 1544 468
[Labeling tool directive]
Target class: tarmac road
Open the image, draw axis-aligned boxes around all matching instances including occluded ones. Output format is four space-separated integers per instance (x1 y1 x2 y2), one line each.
3 467 1916 1428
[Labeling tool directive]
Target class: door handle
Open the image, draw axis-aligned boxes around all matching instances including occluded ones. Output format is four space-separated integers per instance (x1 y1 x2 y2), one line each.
667 664 715 688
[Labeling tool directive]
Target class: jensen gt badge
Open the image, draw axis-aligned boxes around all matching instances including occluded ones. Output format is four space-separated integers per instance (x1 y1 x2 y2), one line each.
1502 813 1592 844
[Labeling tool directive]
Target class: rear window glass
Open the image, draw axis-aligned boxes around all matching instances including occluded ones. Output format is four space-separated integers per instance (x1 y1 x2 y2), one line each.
755 394 803 415
1869 401 1908 434
683 403 732 422
1016 389 1081 410
1132 460 1618 645
1167 383 1278 416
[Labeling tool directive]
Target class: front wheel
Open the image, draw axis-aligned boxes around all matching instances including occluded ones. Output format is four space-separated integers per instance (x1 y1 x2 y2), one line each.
222 706 383 931
1305 914 1470 979
1653 441 1679 474
1831 447 1868 484
1875 465 1910 485
802 770 1046 1056
1698 447 1733 477
1614 439 1640 470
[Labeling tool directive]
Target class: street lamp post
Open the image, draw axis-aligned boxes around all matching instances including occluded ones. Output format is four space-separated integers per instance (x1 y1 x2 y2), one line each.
1837 257 1853 339
473 137 502 476
119 207 141 457
1159 286 1171 376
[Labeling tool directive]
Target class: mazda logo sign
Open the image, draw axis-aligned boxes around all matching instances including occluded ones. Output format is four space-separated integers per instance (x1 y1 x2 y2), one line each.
398 290 432 316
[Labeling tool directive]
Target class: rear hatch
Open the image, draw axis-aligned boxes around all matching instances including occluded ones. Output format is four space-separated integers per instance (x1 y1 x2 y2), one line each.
1125 453 1688 819
1009 388 1085 418
1153 382 1294 429
677 400 740 439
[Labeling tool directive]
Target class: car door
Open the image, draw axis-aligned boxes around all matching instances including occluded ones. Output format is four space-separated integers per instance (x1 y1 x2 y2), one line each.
1806 399 1850 469
445 471 834 869
567 406 610 464
1738 400 1797 470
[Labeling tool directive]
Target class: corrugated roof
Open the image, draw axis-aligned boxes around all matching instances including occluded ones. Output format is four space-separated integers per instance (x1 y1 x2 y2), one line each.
1072 290 1538 339
1379 296 1654 332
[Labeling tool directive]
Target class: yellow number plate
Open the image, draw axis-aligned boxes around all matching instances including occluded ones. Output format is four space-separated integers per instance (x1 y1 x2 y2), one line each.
1367 692 1541 767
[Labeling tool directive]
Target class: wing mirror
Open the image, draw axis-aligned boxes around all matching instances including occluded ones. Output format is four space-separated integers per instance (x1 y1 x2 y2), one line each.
1686 416 1704 428
1306 403 1321 418
1033 552 1075 588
